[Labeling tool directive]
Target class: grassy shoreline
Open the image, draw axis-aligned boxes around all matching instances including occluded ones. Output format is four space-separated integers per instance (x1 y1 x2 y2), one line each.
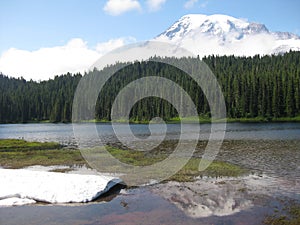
77 115 300 123
2 115 300 124
0 139 86 169
1 139 299 224
0 139 247 181
264 200 300 225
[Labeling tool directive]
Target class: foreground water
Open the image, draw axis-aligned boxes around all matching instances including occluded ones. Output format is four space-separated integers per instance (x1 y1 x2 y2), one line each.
0 186 287 225
0 122 299 224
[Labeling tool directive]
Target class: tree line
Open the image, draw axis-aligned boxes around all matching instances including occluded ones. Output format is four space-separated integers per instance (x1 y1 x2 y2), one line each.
0 51 299 123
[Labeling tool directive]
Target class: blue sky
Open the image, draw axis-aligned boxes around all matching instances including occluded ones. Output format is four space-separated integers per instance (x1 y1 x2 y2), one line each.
1 0 299 52
0 0 299 80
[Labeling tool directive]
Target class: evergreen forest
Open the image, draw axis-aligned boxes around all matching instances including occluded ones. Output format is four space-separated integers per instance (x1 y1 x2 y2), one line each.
0 51 299 123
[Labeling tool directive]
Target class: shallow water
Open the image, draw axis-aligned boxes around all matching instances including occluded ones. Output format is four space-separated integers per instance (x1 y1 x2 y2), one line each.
0 122 299 224
0 183 295 225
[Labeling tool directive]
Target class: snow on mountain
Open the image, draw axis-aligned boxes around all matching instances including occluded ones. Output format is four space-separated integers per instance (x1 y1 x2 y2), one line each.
155 14 300 57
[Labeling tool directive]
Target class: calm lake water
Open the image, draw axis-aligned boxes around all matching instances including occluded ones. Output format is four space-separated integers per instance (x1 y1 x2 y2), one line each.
0 122 299 145
0 122 299 225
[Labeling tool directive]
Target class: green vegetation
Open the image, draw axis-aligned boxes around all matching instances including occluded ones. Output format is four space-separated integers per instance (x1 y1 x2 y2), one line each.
227 116 300 123
168 158 246 182
91 145 247 182
264 201 300 225
170 116 300 123
1 51 300 123
0 139 85 169
168 116 212 123
0 139 61 151
105 146 165 166
0 149 85 169
0 73 81 123
0 139 246 182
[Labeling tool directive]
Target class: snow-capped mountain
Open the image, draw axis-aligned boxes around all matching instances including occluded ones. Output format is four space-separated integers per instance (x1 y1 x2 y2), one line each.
154 14 300 57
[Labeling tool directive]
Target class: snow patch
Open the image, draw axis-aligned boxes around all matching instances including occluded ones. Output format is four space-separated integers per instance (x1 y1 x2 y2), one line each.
0 197 36 207
0 169 123 207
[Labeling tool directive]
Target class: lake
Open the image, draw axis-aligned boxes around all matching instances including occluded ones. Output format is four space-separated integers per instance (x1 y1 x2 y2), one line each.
0 122 299 225
1 122 300 145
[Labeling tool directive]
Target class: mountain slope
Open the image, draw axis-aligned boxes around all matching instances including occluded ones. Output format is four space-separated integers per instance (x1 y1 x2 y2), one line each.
154 14 300 57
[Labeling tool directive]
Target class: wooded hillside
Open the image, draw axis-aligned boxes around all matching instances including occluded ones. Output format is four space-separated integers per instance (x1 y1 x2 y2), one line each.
0 51 299 123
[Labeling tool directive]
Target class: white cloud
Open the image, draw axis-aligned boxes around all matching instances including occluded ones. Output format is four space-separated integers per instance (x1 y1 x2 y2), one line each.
147 0 167 11
156 32 279 57
200 1 208 8
96 37 136 54
103 0 141 16
0 37 136 81
184 0 208 9
184 0 198 9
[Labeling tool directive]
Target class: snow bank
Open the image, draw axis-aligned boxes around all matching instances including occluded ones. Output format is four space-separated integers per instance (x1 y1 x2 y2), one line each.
0 169 123 207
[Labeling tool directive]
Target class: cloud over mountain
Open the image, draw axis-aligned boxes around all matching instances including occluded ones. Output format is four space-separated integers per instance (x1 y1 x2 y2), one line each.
155 14 300 57
1 14 300 80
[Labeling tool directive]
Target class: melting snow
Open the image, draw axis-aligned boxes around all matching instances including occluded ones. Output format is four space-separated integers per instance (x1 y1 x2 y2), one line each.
0 169 123 207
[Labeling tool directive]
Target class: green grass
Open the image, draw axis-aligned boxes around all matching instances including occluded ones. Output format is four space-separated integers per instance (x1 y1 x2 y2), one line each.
0 139 247 182
0 149 85 169
99 115 300 124
264 202 300 225
271 115 300 122
5 115 300 124
227 116 300 123
88 146 247 182
168 158 246 182
0 139 85 168
0 139 61 152
168 116 212 123
106 146 165 166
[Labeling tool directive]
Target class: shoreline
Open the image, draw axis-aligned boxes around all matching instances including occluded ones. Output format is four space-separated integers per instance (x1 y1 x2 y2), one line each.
1 116 300 125
0 139 247 181
0 139 299 224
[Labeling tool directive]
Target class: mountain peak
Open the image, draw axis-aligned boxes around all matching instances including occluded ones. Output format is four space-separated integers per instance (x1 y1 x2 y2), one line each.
155 14 300 56
158 14 269 41
180 13 245 23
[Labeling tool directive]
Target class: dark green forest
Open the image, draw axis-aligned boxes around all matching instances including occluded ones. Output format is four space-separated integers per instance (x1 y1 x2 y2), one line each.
0 51 299 123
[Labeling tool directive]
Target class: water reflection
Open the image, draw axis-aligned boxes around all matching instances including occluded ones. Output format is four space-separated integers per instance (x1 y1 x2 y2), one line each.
152 179 253 218
151 174 299 219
